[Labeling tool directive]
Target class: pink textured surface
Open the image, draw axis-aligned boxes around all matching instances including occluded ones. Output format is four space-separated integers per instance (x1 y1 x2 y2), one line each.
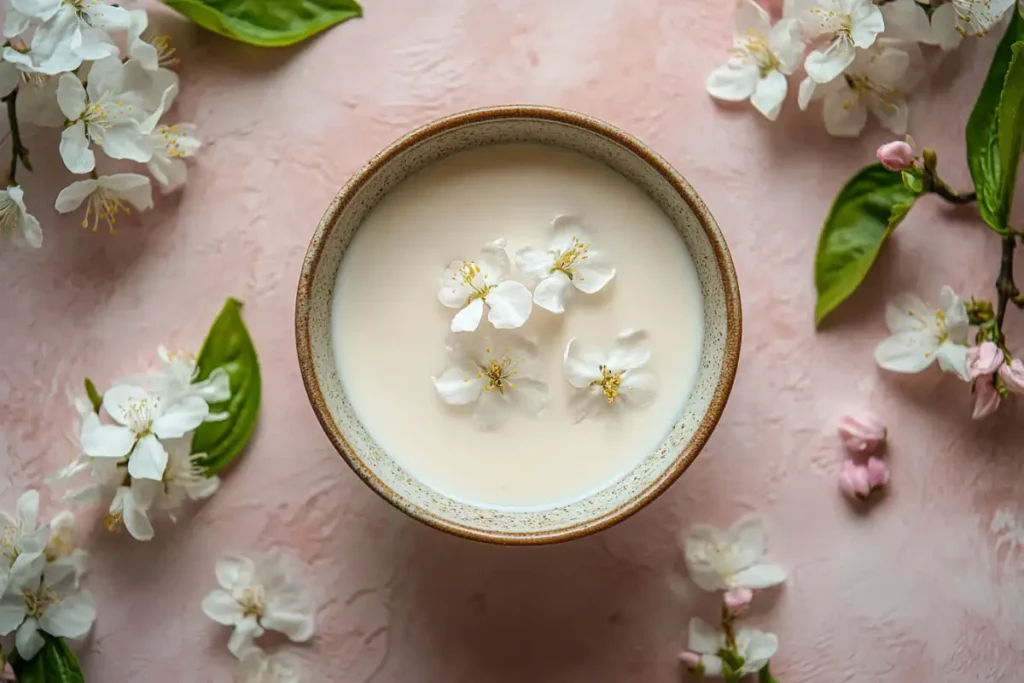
1 1 1023 680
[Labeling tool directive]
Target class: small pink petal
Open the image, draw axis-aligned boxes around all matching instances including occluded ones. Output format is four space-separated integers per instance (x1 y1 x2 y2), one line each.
998 358 1024 394
837 410 886 455
972 377 1001 419
966 342 1004 379
679 651 702 668
877 141 915 171
723 588 753 616
839 459 871 501
866 456 889 489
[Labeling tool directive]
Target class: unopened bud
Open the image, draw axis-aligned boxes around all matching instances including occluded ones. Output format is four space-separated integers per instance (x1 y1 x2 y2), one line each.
877 140 915 171
839 459 872 501
998 358 1024 394
966 341 1004 379
679 651 702 668
837 410 886 455
723 588 753 616
865 456 889 489
973 377 1002 419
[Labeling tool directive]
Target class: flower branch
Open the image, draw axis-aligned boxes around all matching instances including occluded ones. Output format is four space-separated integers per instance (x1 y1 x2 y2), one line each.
3 87 29 184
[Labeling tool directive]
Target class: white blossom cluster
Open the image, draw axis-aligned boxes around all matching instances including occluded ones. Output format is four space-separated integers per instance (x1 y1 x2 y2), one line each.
707 0 1018 136
50 346 229 542
0 491 94 662
0 0 200 250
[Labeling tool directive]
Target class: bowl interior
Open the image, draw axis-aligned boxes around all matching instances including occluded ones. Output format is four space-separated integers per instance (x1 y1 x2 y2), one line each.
297 108 739 543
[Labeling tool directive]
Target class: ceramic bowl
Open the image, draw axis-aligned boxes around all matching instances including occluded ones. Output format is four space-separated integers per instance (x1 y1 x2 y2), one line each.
296 106 741 544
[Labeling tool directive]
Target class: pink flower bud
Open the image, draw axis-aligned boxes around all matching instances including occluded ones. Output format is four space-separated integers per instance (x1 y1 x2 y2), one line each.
679 651 702 668
877 141 915 171
866 456 889 489
723 588 753 616
966 342 1004 379
839 459 872 501
998 358 1024 394
837 410 886 455
972 377 1001 419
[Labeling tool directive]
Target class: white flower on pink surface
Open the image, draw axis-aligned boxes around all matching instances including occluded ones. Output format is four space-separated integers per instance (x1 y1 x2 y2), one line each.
514 215 615 313
43 511 89 582
55 173 155 233
2 0 122 75
202 552 315 659
686 617 779 676
705 0 804 121
0 490 49 564
787 0 885 84
837 410 886 455
234 650 306 683
438 239 533 332
683 516 787 592
0 552 96 660
0 185 43 250
138 437 220 519
839 456 889 500
563 330 657 421
798 41 922 137
874 286 970 380
79 384 209 481
147 123 202 194
433 333 548 429
121 345 230 409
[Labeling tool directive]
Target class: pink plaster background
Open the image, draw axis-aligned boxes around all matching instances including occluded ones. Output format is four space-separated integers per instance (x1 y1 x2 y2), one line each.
1 1 1023 680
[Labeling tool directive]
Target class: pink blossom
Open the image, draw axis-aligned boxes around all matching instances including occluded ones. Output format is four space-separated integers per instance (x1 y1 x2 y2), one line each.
998 358 1024 394
866 456 889 488
723 588 753 616
876 141 915 171
837 410 886 455
966 342 1004 379
839 459 872 500
679 651 702 668
972 378 1001 419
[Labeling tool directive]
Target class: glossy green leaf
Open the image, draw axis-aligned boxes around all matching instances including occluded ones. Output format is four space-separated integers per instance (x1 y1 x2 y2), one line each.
84 378 101 413
996 42 1024 223
966 6 1023 232
759 663 780 683
10 636 85 683
191 298 261 474
161 0 362 47
814 164 920 326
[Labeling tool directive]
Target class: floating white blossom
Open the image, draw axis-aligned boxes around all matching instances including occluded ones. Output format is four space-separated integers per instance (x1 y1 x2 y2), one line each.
437 239 533 332
514 215 616 314
433 333 548 429
562 330 656 421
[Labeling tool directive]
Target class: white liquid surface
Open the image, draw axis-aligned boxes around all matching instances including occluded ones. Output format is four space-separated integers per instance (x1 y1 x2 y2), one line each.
332 145 704 509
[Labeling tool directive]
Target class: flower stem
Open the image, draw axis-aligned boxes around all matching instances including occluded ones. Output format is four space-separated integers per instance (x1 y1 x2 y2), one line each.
932 182 976 205
995 235 1018 344
2 87 30 184
921 148 975 204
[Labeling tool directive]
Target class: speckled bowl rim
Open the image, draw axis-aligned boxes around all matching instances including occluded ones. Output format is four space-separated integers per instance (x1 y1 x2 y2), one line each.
296 105 741 545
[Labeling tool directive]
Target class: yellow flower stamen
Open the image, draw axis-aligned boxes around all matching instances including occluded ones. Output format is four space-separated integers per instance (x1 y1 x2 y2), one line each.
81 187 133 235
150 35 180 67
477 347 520 395
591 365 624 404
551 236 590 280
452 260 494 304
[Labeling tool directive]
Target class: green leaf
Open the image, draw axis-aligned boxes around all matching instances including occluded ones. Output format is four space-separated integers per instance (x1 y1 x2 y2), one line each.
759 663 780 683
10 635 85 683
814 164 921 326
901 168 923 194
996 42 1024 223
191 298 261 475
161 0 362 47
966 6 1024 232
84 378 102 413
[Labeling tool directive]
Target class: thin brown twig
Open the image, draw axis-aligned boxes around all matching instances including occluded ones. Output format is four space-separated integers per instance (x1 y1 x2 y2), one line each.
995 236 1018 344
3 87 29 183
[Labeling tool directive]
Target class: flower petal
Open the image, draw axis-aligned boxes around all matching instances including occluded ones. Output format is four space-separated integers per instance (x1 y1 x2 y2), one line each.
513 245 555 286
474 389 510 430
15 619 44 660
533 272 573 314
736 628 779 671
451 298 484 333
805 38 855 84
931 3 962 51
485 280 533 329
849 1 884 47
80 424 135 459
149 156 188 194
687 617 725 656
262 601 314 642
563 338 603 388
54 179 98 214
216 555 255 589
822 88 867 138
568 389 608 423
700 655 723 677
936 342 970 381
228 616 265 659
201 590 244 625
0 601 26 636
59 121 95 174
884 293 931 334
510 377 548 416
750 70 788 121
573 255 615 294
103 384 150 427
99 123 152 163
706 61 759 101
940 286 969 344
730 562 787 590
874 331 937 373
153 396 209 438
768 18 804 73
55 73 86 120
101 173 154 211
433 367 484 405
550 215 588 251
881 0 934 44
39 590 95 638
479 238 511 278
126 434 168 481
16 490 38 530
608 329 652 371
